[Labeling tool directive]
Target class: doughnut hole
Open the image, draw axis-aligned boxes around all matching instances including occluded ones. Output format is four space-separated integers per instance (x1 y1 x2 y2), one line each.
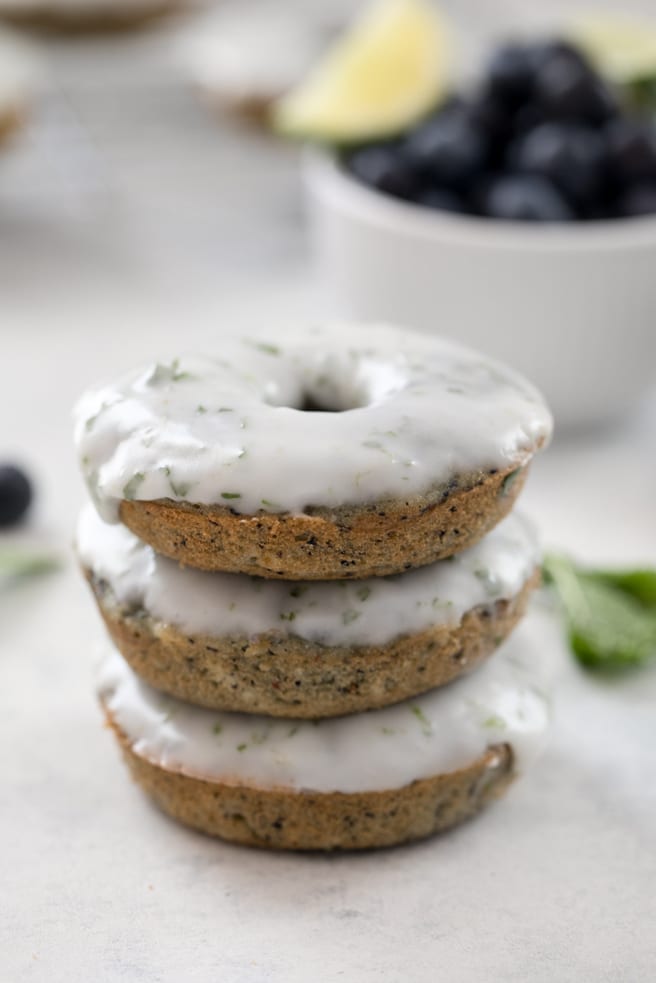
270 353 409 413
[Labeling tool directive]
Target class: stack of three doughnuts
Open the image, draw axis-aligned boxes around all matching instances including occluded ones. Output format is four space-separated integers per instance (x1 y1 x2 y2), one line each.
75 323 553 850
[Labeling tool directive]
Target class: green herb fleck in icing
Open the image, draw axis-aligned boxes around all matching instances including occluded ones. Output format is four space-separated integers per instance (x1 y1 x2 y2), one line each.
218 407 233 413
287 725 299 738
212 722 223 735
173 479 192 498
237 743 248 752
221 492 241 500
356 586 371 602
484 715 506 729
248 340 280 356
85 401 111 433
342 609 361 625
196 404 207 414
411 705 432 736
146 359 193 386
381 727 395 736
500 467 522 497
280 611 297 622
475 568 500 596
123 472 145 500
289 586 308 599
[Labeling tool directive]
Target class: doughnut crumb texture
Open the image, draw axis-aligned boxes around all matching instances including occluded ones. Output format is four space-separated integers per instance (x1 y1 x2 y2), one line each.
96 617 552 849
78 505 541 716
118 463 530 578
109 714 515 851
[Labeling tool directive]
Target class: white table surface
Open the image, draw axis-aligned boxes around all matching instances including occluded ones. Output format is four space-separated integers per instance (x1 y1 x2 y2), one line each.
2 7 656 981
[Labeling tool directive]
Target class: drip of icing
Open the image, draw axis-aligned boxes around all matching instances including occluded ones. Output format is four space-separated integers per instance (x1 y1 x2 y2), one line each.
77 504 539 646
74 324 553 522
98 612 554 794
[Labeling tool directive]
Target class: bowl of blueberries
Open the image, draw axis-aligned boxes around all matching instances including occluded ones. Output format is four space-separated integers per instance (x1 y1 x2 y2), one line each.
304 38 656 427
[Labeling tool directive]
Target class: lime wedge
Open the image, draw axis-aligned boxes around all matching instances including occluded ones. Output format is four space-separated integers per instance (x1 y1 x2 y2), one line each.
571 14 656 84
273 0 450 144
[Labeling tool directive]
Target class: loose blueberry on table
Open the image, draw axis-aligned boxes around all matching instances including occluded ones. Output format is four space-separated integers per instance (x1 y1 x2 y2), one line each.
0 464 33 527
343 38 656 221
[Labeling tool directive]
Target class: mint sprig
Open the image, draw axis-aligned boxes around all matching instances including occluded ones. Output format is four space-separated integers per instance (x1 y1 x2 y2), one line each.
0 549 60 579
543 554 656 672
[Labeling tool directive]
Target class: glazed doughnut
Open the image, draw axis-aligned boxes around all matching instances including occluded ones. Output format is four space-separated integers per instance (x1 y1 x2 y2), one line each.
183 5 341 124
98 614 552 850
0 29 39 144
78 504 540 717
75 324 552 580
0 0 194 32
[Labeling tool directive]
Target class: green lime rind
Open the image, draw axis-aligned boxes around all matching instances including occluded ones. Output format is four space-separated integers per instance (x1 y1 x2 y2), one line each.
543 553 656 672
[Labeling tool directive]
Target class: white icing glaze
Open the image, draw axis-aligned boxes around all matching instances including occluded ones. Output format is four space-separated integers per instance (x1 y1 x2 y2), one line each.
98 612 553 793
74 323 553 522
183 6 340 104
77 504 539 646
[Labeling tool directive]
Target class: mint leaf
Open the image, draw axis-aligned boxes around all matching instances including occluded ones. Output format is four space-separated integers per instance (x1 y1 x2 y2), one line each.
0 549 59 579
543 554 656 672
590 569 656 608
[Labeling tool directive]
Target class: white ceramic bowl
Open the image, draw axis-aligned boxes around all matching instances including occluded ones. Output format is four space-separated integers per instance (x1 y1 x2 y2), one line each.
304 150 656 429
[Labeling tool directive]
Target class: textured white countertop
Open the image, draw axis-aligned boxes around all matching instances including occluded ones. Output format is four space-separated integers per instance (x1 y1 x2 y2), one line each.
2 6 656 981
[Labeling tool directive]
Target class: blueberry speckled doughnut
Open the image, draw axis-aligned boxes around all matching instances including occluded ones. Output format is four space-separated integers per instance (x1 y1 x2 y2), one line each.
98 615 552 850
75 323 552 579
0 29 39 143
78 504 540 717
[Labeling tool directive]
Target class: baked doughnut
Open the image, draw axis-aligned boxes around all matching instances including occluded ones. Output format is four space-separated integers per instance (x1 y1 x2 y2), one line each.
182 5 342 124
0 29 39 144
0 0 194 32
75 324 552 580
78 504 540 717
98 615 552 851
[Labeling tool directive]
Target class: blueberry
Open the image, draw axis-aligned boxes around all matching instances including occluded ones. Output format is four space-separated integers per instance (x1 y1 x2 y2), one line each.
413 187 465 213
0 464 32 527
467 93 514 141
509 122 608 208
512 101 546 137
605 118 656 184
533 51 617 124
345 144 419 199
484 43 535 107
527 39 592 76
404 111 488 189
481 175 574 221
616 183 656 217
